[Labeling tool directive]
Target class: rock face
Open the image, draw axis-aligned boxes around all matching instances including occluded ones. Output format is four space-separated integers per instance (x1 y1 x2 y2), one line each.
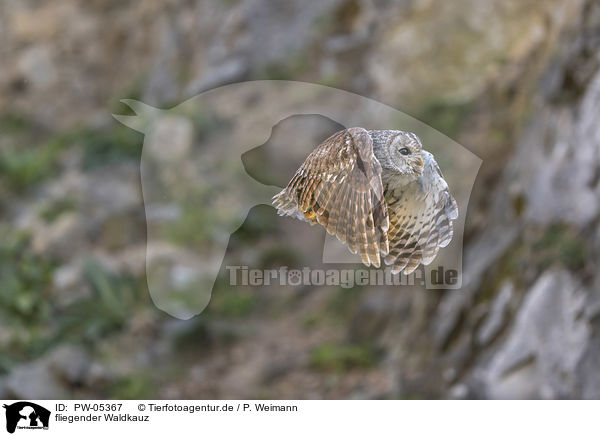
481 271 589 399
2 345 91 400
0 0 599 399
511 69 600 227
422 0 600 399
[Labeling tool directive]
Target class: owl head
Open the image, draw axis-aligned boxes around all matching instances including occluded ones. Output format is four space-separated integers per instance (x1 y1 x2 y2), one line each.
372 130 424 178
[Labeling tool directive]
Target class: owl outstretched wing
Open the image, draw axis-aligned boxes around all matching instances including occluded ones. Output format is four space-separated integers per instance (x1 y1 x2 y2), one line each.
383 151 458 274
273 127 390 267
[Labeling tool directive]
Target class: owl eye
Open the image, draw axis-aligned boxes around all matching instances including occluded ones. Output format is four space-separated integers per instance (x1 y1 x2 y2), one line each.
399 147 411 155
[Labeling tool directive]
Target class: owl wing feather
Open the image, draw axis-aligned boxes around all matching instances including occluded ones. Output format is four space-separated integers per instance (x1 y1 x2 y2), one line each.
273 127 389 267
383 151 458 274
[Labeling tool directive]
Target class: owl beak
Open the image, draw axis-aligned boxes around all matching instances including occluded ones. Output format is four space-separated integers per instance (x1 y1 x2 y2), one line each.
417 157 424 169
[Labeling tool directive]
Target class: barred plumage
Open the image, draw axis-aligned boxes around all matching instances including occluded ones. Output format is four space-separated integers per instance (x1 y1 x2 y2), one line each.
273 128 457 274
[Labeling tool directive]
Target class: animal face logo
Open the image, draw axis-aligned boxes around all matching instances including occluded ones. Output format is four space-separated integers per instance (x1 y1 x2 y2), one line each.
3 402 50 434
114 80 481 319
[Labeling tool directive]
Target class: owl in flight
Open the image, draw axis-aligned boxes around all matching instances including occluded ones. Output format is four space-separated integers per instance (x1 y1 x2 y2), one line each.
273 128 458 274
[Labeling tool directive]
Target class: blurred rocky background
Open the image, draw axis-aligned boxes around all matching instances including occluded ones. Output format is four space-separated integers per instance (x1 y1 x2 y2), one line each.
0 0 599 399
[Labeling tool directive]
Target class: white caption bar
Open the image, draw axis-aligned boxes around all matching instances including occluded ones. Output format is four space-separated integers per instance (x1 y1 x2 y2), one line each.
0 400 593 435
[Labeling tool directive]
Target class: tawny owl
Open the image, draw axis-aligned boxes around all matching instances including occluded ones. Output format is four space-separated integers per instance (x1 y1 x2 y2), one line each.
272 127 458 274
